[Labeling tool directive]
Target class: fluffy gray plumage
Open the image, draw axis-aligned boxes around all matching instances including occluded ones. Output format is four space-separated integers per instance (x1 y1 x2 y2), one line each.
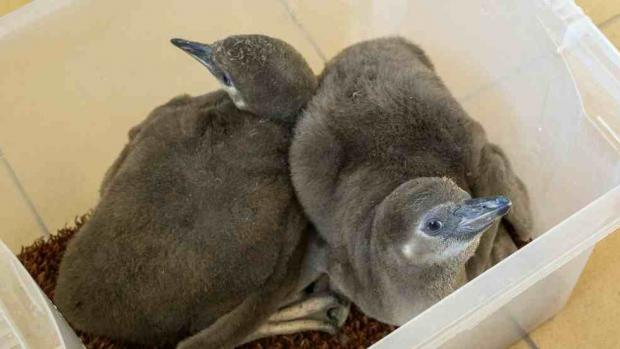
55 35 316 348
290 37 533 325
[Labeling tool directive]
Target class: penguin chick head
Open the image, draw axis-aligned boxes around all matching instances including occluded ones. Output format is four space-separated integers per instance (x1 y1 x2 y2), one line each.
171 34 316 123
369 177 511 324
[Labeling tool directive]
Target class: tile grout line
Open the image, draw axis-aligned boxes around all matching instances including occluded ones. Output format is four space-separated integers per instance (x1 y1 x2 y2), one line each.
507 313 541 349
277 0 327 64
523 333 541 349
0 147 49 238
599 13 620 29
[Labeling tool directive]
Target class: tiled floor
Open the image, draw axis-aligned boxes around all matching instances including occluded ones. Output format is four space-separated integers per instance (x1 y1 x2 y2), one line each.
1 1 620 348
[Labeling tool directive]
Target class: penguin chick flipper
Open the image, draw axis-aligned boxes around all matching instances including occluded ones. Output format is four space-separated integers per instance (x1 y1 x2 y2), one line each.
472 143 533 246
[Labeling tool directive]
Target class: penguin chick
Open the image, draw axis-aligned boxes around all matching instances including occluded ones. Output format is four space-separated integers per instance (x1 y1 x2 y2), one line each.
170 35 316 123
55 35 321 349
290 37 532 325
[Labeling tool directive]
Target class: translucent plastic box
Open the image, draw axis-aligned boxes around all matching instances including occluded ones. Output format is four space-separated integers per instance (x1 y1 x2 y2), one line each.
1 0 620 348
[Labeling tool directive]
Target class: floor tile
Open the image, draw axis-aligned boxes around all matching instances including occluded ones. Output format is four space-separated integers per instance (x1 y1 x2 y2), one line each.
508 338 534 349
0 0 29 16
0 0 323 232
526 230 620 348
576 0 620 26
602 15 620 46
0 1 8 15
8 0 29 11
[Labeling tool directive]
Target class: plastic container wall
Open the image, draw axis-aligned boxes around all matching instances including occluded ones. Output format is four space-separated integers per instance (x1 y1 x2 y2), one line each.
1 0 620 348
0 240 83 348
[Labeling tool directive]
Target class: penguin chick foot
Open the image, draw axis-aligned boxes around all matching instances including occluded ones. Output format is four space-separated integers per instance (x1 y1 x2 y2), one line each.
241 293 350 343
269 292 349 324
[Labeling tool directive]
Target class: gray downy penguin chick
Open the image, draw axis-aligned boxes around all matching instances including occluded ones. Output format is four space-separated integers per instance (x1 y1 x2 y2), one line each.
54 35 348 349
290 37 533 325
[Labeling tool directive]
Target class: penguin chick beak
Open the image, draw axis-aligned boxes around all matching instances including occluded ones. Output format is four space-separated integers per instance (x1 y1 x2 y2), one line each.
171 38 215 68
171 38 212 61
454 196 511 238
171 37 234 88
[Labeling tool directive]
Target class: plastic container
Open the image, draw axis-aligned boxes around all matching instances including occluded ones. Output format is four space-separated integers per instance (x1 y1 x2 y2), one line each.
0 239 82 349
1 0 620 348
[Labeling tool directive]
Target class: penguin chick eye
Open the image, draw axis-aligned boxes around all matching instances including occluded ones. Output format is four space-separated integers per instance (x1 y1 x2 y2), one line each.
426 219 443 232
221 73 233 87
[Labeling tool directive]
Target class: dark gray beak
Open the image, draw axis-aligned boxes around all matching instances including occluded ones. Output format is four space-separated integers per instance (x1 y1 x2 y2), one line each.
454 196 511 237
171 38 215 68
171 37 232 86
